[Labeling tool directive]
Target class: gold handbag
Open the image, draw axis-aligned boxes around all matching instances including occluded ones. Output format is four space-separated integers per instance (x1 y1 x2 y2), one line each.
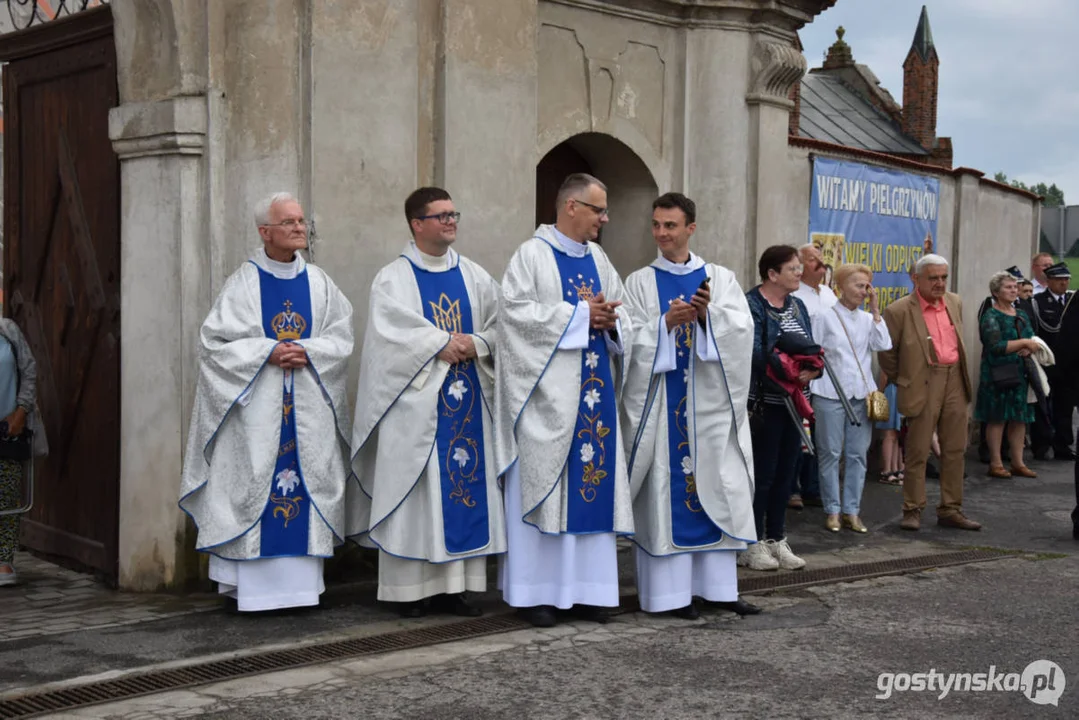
832 307 890 423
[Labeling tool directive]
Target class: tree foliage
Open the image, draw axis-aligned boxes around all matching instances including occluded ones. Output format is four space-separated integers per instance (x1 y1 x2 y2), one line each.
994 172 1066 207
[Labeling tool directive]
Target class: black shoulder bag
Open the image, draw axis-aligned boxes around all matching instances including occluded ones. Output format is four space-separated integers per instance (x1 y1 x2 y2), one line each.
988 315 1023 391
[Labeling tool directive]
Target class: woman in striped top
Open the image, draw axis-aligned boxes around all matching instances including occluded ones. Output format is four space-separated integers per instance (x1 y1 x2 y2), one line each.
742 245 817 572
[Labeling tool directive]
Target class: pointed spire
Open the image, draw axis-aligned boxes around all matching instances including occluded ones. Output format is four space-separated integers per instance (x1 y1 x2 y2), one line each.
822 26 855 70
910 5 936 62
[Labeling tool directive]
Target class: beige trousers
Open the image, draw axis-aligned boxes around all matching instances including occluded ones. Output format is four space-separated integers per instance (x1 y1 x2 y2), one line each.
902 364 968 517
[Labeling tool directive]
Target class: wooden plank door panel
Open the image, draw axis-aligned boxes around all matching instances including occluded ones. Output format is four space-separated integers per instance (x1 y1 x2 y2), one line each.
0 11 120 581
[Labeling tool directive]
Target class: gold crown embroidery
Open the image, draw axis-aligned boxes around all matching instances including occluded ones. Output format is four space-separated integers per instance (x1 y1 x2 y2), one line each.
271 300 307 340
569 277 595 302
429 293 463 333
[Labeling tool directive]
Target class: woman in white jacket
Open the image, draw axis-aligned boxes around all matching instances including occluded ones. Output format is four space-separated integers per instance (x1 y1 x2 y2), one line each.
810 264 892 533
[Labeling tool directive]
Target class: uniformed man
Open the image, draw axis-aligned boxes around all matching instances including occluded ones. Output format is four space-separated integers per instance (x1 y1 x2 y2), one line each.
1031 262 1075 461
1055 292 1079 539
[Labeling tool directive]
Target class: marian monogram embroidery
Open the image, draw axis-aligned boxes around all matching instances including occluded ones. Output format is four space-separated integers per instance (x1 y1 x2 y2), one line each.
271 299 307 340
429 293 463 334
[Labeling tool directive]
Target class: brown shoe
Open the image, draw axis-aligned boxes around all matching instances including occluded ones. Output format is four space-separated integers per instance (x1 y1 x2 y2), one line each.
987 465 1011 479
900 510 921 531
937 513 982 531
1010 465 1038 478
788 493 804 510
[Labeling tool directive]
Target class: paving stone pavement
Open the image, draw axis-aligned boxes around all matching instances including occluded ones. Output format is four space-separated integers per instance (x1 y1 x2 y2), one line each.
0 552 222 643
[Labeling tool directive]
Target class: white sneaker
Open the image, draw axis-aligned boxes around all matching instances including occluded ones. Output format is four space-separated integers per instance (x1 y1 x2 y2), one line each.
770 538 806 570
0 565 16 587
741 542 779 571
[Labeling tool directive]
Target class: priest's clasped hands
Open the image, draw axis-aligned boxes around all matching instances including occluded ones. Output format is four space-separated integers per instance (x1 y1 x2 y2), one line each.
588 292 622 330
664 283 710 332
269 341 308 369
438 333 478 364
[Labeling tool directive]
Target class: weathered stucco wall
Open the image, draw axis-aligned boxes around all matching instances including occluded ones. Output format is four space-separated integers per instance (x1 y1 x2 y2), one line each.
102 0 832 589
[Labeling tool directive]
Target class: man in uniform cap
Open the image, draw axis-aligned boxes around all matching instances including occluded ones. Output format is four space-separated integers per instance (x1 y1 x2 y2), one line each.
1031 262 1076 460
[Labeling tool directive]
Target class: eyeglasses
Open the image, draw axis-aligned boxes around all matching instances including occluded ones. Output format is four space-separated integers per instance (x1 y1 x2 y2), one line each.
418 211 462 225
262 219 307 229
573 198 609 218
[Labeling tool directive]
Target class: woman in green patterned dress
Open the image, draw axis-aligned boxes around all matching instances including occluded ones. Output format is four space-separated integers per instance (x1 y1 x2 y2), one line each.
976 271 1039 479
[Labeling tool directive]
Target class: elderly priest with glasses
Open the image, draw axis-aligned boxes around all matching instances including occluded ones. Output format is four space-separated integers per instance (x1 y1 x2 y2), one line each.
180 192 354 611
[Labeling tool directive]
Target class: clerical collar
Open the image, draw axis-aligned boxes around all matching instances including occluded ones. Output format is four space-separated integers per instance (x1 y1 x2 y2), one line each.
254 249 303 280
652 251 705 276
402 240 458 271
551 226 589 258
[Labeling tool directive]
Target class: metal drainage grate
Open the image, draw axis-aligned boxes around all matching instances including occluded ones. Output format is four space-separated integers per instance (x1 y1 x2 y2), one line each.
0 614 531 719
0 548 1010 719
737 548 1009 594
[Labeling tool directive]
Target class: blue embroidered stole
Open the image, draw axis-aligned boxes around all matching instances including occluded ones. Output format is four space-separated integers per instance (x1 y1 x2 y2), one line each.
550 247 618 534
409 263 491 554
653 267 723 548
255 268 314 558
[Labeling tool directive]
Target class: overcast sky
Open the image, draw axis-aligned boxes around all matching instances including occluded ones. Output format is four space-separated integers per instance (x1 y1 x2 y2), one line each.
800 0 1079 205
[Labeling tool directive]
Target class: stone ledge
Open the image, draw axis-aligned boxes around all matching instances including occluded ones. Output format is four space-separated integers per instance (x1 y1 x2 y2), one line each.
109 96 208 159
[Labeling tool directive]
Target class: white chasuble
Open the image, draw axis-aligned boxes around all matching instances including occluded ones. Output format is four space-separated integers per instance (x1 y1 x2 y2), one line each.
347 243 505 602
495 225 634 609
180 251 354 611
621 255 756 612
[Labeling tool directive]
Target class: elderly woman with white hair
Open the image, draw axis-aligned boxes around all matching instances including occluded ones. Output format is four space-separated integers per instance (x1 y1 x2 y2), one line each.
810 263 892 533
976 270 1039 479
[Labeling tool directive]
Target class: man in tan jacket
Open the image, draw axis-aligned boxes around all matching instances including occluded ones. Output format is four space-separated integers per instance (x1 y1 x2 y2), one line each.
879 254 981 531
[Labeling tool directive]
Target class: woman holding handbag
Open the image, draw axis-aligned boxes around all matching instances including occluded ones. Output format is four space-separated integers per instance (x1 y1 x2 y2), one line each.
976 271 1038 479
0 317 40 587
810 264 892 533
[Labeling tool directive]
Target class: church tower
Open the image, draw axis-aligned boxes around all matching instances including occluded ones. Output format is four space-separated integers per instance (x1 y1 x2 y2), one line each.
901 5 939 151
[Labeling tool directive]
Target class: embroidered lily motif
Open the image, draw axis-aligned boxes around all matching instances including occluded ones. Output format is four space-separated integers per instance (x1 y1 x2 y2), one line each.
275 468 300 494
448 379 468 402
583 388 601 410
585 351 599 370
452 447 470 468
681 455 694 476
580 442 595 463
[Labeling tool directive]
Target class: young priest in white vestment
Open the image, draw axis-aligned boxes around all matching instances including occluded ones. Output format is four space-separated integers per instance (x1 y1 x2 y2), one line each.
348 187 505 618
180 192 354 611
621 193 761 619
495 173 634 628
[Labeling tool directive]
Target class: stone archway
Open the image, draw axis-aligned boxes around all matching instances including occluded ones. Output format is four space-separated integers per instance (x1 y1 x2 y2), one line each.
536 132 659 277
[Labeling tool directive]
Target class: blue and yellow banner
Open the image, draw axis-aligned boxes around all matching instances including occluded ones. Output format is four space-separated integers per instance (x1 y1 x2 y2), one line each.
809 157 940 310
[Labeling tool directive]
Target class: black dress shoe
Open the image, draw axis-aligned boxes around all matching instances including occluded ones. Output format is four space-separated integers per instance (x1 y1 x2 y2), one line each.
397 600 426 618
669 603 700 620
1054 448 1077 461
430 593 482 617
575 604 612 624
711 598 762 616
522 605 557 627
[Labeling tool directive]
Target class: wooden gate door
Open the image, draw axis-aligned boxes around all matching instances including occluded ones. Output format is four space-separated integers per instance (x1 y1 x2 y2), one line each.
0 8 120 582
